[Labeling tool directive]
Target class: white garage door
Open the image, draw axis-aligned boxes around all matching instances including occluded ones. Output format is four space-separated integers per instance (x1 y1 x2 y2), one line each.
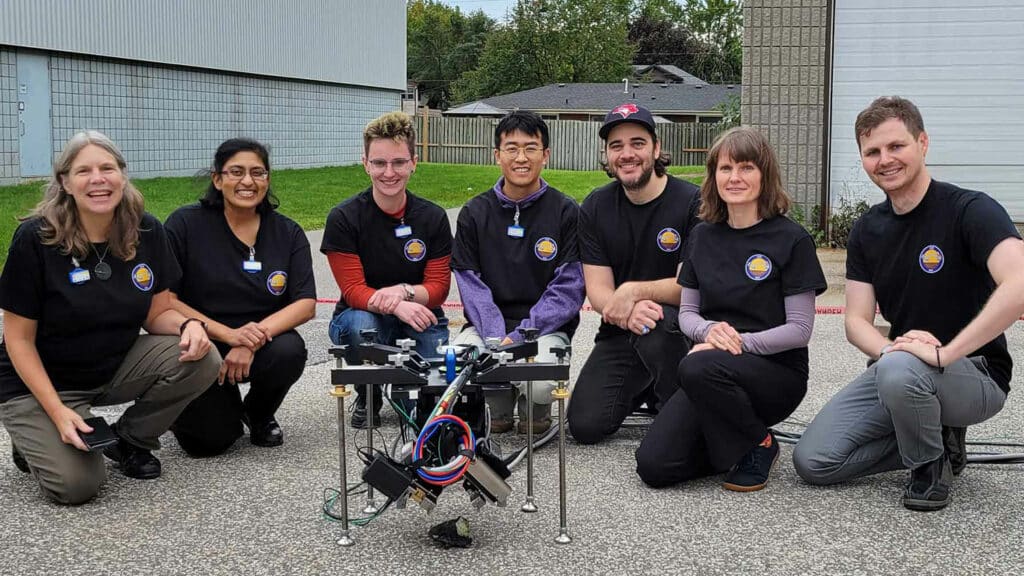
829 0 1024 220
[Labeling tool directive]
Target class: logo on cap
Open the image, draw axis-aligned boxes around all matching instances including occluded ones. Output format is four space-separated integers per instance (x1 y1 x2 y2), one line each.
657 228 681 252
612 103 640 118
404 238 426 262
131 263 154 291
267 271 287 295
745 254 772 281
535 237 558 261
919 245 944 274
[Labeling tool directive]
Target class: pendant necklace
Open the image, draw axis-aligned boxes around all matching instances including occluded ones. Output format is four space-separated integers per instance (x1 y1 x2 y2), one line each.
92 243 112 280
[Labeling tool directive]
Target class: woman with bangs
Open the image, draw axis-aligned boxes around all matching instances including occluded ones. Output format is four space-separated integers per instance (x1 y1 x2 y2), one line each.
635 127 826 492
0 131 219 504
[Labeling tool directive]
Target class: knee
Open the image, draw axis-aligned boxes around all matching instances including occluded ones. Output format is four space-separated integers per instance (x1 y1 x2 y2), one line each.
875 352 928 407
175 431 238 458
330 310 381 345
792 440 838 486
43 462 105 505
635 444 674 488
676 352 719 396
267 332 308 369
567 404 604 445
188 348 224 390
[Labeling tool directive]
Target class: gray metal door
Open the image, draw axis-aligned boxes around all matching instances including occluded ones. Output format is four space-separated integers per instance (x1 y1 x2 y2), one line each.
17 51 52 177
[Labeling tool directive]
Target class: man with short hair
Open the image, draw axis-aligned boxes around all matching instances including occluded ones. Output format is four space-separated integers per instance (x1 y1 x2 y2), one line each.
794 96 1024 511
451 110 584 434
568 103 700 445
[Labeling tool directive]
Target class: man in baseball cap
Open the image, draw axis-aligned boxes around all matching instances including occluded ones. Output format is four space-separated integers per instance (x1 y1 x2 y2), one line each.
568 103 700 445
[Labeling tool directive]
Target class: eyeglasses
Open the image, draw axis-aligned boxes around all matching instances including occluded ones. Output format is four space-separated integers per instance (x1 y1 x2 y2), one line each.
498 146 544 159
367 158 413 173
220 167 269 181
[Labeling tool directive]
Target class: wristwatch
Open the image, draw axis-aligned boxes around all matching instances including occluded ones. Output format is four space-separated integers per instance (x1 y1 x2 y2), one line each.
401 283 416 301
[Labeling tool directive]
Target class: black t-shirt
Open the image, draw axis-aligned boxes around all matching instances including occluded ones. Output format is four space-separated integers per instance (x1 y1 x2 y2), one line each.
451 186 580 336
165 203 316 328
0 214 180 403
846 180 1019 392
579 175 700 335
679 216 827 374
320 188 452 316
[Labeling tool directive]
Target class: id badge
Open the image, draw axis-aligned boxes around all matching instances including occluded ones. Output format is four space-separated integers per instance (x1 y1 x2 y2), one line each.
507 225 525 238
243 260 263 273
395 225 412 238
69 267 91 284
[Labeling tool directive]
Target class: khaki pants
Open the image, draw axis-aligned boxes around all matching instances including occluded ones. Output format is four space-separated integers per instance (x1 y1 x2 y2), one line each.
1 335 220 504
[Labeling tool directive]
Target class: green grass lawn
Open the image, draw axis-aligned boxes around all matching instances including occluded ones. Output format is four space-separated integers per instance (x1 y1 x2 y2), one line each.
0 163 703 268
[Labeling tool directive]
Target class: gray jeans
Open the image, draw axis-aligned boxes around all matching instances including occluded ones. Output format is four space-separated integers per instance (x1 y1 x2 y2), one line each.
793 351 1006 485
1 335 220 504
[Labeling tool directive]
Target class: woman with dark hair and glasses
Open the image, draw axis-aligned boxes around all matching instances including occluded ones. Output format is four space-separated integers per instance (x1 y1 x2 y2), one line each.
164 138 316 456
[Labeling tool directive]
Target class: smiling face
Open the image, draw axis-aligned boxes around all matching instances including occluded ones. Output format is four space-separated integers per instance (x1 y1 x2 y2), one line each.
212 151 269 213
858 117 929 198
604 122 660 191
495 129 549 197
364 137 416 200
61 144 126 219
715 150 763 211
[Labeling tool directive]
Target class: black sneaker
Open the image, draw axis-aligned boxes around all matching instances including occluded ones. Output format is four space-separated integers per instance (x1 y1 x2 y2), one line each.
104 437 162 480
943 426 968 476
246 416 284 447
350 393 382 429
903 455 952 511
12 445 29 473
722 434 780 492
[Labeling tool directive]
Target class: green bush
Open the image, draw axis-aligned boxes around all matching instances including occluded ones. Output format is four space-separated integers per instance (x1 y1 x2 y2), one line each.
789 203 826 247
827 197 870 249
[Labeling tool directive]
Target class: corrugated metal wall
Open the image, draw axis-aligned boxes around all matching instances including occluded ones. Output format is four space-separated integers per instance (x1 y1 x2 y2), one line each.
0 0 405 91
829 0 1024 219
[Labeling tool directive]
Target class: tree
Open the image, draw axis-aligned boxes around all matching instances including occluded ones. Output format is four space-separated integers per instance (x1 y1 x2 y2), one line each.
452 0 636 103
407 1 495 109
629 13 701 72
682 0 742 83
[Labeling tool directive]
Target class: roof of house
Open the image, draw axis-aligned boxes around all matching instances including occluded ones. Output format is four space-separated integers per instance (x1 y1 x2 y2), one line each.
444 101 507 116
469 82 740 114
632 64 710 86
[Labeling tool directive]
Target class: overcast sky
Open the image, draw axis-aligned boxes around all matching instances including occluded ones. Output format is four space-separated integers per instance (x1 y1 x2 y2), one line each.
442 0 516 22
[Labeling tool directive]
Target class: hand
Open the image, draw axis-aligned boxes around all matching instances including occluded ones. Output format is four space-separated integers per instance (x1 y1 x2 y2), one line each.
890 340 943 367
49 405 93 451
705 321 743 355
394 301 438 333
179 321 212 361
602 282 638 329
369 285 408 315
627 300 663 335
688 342 715 355
226 322 272 350
219 346 255 385
894 330 941 347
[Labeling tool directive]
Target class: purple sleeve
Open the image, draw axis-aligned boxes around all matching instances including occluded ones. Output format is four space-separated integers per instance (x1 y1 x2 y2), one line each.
741 291 816 355
454 269 508 340
678 287 715 343
508 262 585 343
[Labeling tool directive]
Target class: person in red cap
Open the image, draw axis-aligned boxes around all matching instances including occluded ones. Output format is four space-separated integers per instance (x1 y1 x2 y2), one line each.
568 103 700 445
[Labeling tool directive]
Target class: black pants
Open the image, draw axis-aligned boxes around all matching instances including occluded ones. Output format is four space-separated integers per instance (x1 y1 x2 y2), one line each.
635 349 806 487
568 305 689 445
171 330 307 457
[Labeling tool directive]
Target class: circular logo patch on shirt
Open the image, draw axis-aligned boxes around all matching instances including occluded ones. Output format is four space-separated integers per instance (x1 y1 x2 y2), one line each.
267 271 288 296
919 245 944 274
404 238 426 262
745 254 772 281
131 263 154 291
657 228 681 252
534 237 558 261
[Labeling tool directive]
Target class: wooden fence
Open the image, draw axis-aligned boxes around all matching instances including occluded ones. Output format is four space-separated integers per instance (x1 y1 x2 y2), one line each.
416 116 726 171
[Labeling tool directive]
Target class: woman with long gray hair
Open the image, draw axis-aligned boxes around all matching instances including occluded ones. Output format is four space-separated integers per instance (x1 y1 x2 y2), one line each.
0 130 220 504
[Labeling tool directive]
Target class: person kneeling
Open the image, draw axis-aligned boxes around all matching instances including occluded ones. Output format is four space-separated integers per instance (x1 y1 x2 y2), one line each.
636 127 825 492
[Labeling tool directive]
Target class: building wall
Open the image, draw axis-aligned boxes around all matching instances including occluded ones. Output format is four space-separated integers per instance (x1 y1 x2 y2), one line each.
0 48 17 185
742 0 829 221
46 54 398 178
0 0 405 91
